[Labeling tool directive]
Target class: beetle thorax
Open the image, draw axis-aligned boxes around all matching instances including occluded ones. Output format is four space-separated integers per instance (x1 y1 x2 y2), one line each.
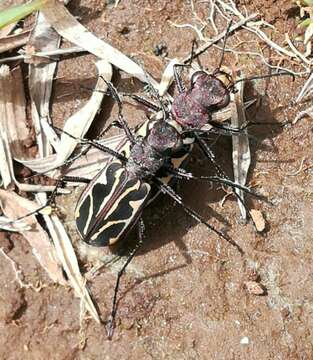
126 141 164 179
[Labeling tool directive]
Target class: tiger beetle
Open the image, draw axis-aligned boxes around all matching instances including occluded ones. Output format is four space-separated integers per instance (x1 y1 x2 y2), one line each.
51 79 266 339
18 26 291 338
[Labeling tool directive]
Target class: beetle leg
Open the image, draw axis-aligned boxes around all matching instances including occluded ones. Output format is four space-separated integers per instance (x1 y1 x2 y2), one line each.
4 177 67 225
52 125 127 163
102 80 136 145
173 64 186 94
165 166 266 201
60 175 91 184
122 93 161 112
152 177 243 254
107 217 145 339
195 135 258 223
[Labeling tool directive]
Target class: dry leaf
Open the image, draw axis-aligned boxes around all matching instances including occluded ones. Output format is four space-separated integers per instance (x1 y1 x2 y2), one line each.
0 0 26 38
42 211 100 323
64 136 123 179
0 29 31 53
0 65 29 159
18 60 112 175
0 134 14 187
41 0 159 87
0 215 31 231
28 11 61 157
157 58 179 96
0 65 60 191
0 189 67 285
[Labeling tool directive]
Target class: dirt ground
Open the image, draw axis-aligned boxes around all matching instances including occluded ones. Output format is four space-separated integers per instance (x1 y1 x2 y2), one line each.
1 0 313 359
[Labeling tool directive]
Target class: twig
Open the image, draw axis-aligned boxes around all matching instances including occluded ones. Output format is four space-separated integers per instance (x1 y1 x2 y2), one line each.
191 0 207 28
296 72 313 102
0 46 86 64
212 44 306 77
181 13 259 63
169 22 206 42
285 33 311 66
0 248 45 292
286 157 306 176
293 104 313 124
208 0 219 34
215 0 301 60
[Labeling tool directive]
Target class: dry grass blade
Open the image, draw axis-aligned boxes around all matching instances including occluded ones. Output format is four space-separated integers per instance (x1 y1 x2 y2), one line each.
0 215 31 231
0 0 25 37
64 137 123 179
157 58 179 96
0 64 60 191
18 60 112 175
42 212 100 323
0 65 29 160
55 60 112 165
28 12 61 157
231 70 251 220
41 0 158 86
0 46 86 64
0 189 67 285
0 29 31 54
296 72 313 103
0 125 14 187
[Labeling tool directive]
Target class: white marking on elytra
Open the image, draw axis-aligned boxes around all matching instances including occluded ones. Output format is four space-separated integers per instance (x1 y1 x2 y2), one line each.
90 181 150 244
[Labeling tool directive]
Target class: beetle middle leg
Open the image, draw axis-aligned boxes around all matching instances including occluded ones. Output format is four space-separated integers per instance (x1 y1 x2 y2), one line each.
152 177 243 254
194 135 253 220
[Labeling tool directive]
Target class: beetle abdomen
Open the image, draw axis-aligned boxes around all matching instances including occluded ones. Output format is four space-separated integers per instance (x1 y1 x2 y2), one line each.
75 161 150 246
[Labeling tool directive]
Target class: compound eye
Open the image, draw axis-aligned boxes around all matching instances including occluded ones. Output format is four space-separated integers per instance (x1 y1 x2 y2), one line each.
215 91 230 109
190 71 207 87
208 77 230 109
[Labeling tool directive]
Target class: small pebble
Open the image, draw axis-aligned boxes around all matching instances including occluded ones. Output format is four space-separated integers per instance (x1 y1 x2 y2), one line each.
240 336 249 345
250 209 266 232
244 280 265 295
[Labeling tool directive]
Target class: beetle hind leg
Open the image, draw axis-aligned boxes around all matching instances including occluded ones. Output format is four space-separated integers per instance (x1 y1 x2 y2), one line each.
106 217 145 339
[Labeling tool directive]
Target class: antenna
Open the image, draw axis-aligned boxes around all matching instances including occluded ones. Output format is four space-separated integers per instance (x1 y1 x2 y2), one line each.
229 71 295 91
215 20 233 73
